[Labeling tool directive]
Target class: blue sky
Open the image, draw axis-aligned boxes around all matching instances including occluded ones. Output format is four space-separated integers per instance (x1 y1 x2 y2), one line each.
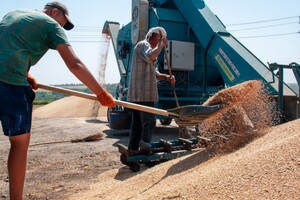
1 0 299 84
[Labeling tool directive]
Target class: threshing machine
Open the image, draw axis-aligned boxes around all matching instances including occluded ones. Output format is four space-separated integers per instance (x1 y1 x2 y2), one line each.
103 0 300 129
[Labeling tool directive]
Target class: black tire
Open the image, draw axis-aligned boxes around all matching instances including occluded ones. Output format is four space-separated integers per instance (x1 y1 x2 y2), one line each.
108 110 132 130
144 161 159 168
159 118 172 125
129 162 140 172
120 153 128 165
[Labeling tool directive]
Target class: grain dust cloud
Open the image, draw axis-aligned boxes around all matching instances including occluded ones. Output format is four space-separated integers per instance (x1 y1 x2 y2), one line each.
98 34 110 84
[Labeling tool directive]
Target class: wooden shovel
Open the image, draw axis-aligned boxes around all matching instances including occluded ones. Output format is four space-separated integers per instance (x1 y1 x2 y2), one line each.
37 83 222 121
159 29 179 107
164 46 180 107
37 83 179 118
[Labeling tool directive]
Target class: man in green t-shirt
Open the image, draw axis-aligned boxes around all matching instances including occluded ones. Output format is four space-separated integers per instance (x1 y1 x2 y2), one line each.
0 2 115 199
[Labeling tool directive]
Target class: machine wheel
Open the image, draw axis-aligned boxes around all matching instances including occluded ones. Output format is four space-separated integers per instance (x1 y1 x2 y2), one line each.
145 161 160 168
108 109 132 130
128 162 140 172
120 153 129 165
159 118 172 125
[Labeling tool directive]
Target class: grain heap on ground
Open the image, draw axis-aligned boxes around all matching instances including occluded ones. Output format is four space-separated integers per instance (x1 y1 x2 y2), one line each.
33 96 108 118
70 80 299 200
71 118 300 200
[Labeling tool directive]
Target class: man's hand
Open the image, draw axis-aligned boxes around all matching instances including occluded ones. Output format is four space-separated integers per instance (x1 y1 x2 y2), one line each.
97 90 116 107
161 37 168 47
27 73 38 90
165 75 176 85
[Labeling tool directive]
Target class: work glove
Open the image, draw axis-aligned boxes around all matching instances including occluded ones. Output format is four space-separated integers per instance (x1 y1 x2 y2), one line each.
27 73 38 90
97 90 116 107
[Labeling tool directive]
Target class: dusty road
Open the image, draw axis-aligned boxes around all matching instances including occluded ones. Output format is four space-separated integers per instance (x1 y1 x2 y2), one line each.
0 115 180 199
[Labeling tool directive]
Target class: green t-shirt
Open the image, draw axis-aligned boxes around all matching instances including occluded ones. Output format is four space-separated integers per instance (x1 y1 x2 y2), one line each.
0 9 69 85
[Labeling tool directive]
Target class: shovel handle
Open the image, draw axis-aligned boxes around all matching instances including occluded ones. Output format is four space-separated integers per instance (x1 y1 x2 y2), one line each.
164 46 180 107
37 83 178 118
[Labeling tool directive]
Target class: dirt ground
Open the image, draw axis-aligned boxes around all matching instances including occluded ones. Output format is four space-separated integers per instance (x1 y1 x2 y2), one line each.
0 101 181 200
1 84 299 199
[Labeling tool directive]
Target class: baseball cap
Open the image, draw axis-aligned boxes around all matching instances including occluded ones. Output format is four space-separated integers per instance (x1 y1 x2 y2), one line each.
45 1 74 30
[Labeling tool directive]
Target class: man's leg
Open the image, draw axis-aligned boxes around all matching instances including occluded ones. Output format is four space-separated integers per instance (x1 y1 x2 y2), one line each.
8 133 30 200
128 109 142 151
0 82 35 199
141 102 156 143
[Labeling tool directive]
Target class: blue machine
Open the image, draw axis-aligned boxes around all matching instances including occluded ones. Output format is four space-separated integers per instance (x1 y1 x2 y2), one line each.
103 0 299 129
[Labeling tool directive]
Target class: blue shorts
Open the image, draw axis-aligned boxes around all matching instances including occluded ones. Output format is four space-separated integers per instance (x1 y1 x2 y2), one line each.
0 81 35 136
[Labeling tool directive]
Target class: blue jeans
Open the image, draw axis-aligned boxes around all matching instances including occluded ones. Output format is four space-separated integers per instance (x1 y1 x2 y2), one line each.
128 102 156 151
0 81 35 136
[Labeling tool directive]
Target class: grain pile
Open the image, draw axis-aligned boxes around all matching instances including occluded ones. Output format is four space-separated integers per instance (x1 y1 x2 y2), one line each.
33 96 108 118
69 80 300 200
70 119 300 200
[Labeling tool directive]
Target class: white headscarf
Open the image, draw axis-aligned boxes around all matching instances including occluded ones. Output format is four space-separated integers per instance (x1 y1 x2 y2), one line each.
145 26 167 40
